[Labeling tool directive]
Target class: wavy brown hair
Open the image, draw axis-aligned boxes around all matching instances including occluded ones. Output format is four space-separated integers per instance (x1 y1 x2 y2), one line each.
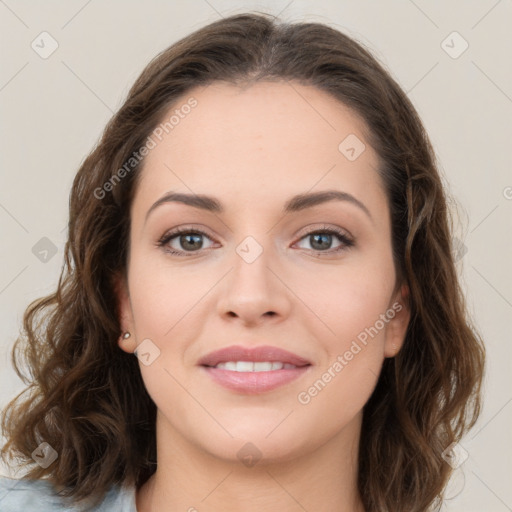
1 12 485 512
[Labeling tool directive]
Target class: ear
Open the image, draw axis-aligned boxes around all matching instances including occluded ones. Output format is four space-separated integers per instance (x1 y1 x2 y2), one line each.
112 272 137 354
383 283 411 358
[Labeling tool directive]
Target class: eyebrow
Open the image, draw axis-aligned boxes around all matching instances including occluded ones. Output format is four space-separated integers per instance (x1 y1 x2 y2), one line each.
144 189 372 223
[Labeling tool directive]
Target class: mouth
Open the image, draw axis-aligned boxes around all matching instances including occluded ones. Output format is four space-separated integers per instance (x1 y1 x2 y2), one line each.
197 345 312 394
212 361 299 371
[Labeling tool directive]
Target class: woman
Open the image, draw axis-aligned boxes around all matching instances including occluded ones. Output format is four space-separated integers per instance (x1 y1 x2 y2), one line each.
0 12 485 512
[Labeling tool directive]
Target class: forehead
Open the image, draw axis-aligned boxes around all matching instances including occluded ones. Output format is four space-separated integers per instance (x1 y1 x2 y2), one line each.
133 80 386 219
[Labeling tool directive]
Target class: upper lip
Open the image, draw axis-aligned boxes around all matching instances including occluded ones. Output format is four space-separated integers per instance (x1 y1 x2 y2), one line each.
198 345 311 367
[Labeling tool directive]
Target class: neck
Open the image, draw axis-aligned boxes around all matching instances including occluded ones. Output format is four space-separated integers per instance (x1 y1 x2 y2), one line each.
136 410 366 512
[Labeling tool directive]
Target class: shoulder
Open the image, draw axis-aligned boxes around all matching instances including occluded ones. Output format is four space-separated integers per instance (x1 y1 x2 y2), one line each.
0 476 71 511
0 476 137 512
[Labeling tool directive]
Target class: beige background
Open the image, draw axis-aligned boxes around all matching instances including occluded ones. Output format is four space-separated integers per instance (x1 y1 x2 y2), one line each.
1 1 511 510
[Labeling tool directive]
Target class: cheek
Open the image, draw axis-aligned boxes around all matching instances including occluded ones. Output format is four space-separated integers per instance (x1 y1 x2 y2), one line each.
127 256 200 333
296 351 381 437
297 255 395 346
294 259 395 417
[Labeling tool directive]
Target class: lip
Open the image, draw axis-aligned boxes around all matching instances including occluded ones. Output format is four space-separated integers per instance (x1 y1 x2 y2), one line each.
198 345 312 394
197 345 311 367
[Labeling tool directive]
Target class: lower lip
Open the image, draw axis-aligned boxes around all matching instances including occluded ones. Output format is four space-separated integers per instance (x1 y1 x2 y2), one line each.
201 365 311 394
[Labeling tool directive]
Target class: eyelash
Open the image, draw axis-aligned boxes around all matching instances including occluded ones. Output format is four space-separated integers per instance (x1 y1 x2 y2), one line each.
157 225 355 257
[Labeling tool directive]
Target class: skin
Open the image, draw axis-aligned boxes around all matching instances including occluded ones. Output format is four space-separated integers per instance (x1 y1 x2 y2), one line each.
115 81 411 512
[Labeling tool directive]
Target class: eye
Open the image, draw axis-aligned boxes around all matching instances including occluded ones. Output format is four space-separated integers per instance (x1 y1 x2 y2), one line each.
157 224 354 257
294 225 354 255
157 227 216 256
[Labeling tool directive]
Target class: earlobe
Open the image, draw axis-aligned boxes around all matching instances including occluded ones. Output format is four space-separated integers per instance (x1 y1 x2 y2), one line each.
384 283 411 358
118 330 137 354
112 273 136 353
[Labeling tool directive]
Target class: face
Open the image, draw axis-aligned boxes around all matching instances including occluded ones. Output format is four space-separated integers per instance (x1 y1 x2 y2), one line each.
116 81 410 463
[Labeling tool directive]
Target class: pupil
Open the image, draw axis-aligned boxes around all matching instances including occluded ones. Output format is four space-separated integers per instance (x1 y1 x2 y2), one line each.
182 234 202 250
311 233 331 250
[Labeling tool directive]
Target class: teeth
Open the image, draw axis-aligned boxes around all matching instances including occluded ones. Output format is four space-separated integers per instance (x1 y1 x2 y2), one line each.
214 361 297 372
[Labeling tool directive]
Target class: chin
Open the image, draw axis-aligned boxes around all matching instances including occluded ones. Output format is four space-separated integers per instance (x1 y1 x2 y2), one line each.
196 418 316 464
206 435 307 467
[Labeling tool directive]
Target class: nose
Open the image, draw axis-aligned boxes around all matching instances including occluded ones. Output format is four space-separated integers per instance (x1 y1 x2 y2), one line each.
216 241 292 327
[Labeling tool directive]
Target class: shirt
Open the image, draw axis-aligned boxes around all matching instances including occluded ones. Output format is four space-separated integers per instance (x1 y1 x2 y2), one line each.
0 476 137 511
